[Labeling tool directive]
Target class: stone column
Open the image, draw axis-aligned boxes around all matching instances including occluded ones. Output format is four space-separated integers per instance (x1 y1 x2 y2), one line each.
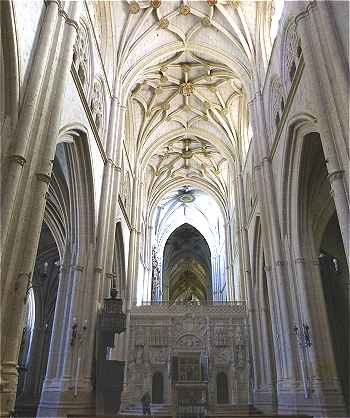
290 256 346 416
295 4 349 262
1 0 61 248
95 97 127 303
119 175 142 404
224 222 235 301
254 303 275 414
37 259 96 417
233 164 262 409
0 4 82 416
248 88 301 411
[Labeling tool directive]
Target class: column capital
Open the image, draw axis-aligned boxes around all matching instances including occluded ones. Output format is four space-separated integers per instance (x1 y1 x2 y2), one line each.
58 9 79 30
8 154 26 167
262 156 271 165
106 158 122 172
311 258 321 266
36 172 51 184
112 96 127 111
44 0 62 8
328 169 344 185
105 272 117 279
71 265 84 272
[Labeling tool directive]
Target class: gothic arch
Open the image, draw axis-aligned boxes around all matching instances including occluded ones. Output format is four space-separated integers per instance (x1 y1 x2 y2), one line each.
56 127 96 247
282 121 349 410
280 114 317 238
163 223 212 303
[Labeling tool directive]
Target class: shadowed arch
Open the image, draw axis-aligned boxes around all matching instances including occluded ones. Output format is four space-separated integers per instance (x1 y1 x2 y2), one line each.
162 223 212 303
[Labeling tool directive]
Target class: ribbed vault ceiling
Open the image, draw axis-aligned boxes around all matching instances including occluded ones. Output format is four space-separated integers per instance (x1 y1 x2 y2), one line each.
89 0 275 210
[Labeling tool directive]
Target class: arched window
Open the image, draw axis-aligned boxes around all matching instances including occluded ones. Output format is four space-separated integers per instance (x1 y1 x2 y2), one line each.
152 372 164 404
216 372 229 404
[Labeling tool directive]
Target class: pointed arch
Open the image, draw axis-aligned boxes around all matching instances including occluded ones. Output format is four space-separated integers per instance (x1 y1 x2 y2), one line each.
162 223 212 303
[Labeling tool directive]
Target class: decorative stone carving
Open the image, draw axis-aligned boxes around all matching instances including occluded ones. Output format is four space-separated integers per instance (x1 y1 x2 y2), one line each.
134 326 145 346
149 348 168 364
90 80 104 134
234 325 246 368
201 16 211 27
159 18 169 29
173 313 207 338
230 0 240 8
129 1 140 14
269 78 284 139
148 326 168 346
215 327 228 346
135 345 144 364
73 24 90 91
151 247 161 300
151 0 161 8
180 82 194 96
179 5 190 16
176 334 203 348
282 21 302 91
214 348 232 365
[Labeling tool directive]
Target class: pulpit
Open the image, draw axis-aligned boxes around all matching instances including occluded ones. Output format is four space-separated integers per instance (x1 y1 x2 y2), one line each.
96 289 126 416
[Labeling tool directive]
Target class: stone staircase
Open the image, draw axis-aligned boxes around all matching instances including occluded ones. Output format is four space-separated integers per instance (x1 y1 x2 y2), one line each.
118 402 173 416
210 404 264 417
70 403 311 418
206 404 310 418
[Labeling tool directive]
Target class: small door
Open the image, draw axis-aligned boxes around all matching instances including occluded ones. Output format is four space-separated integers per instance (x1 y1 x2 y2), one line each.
152 372 164 404
216 372 229 404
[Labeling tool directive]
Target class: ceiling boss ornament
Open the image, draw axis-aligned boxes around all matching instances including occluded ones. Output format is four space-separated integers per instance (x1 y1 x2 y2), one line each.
159 17 169 29
201 16 211 27
179 5 191 16
230 0 240 8
129 1 140 14
180 82 194 97
150 0 161 8
208 0 217 6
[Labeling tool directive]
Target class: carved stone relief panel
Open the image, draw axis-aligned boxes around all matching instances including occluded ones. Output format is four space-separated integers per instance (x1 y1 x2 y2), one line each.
148 326 169 346
173 313 207 340
149 347 168 365
176 334 203 349
213 347 232 366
